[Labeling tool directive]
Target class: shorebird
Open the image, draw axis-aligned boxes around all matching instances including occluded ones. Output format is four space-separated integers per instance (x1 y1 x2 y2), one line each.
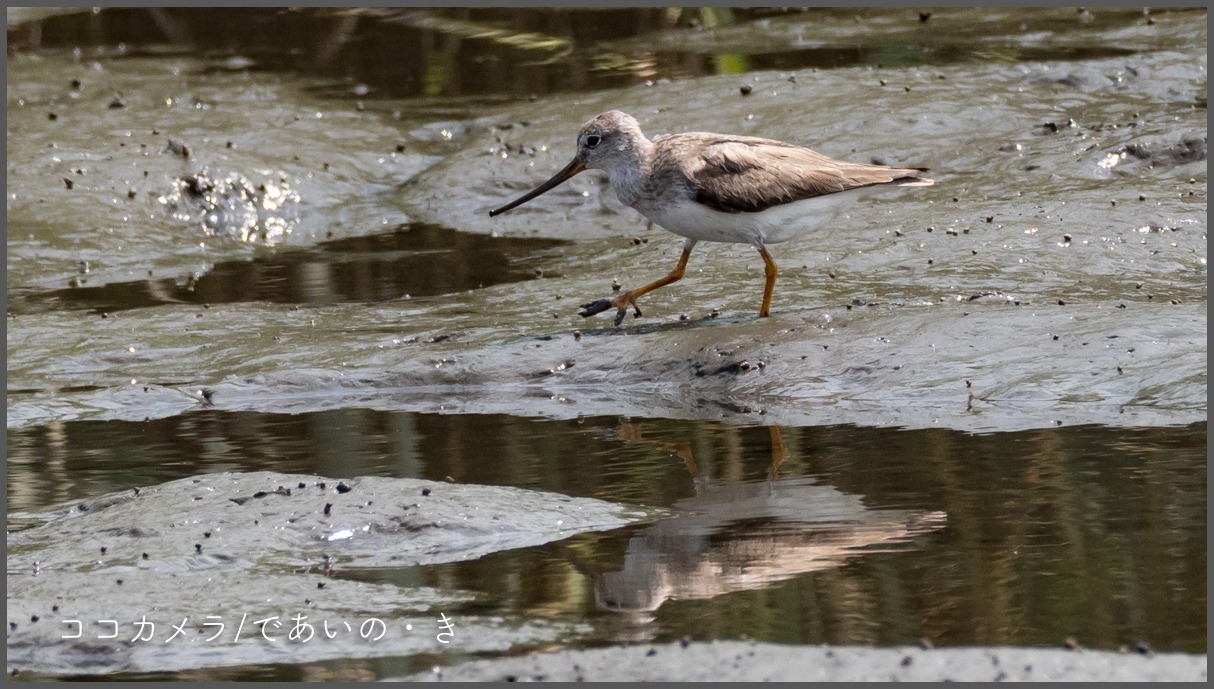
490 110 933 325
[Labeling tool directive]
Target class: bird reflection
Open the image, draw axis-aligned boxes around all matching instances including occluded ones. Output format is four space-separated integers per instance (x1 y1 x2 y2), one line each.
612 422 787 492
593 422 946 629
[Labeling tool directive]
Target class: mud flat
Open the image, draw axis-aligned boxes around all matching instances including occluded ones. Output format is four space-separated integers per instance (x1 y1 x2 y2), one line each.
403 639 1207 682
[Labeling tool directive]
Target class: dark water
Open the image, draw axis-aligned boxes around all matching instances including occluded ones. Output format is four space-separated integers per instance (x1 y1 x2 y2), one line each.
6 6 1206 680
8 411 1206 657
10 7 1192 100
8 224 564 315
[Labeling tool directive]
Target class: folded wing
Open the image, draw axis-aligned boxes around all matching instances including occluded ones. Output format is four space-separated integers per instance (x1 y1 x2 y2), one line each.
673 136 931 214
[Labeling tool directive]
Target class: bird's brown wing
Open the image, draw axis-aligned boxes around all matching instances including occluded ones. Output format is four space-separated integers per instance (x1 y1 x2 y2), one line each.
670 135 927 214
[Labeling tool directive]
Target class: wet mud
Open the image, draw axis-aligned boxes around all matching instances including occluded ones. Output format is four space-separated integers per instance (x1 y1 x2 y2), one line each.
7 471 647 675
401 640 1207 682
8 13 1205 432
6 6 1207 681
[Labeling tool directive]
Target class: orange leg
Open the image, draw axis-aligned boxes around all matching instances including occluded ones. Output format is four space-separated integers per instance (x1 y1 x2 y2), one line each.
616 245 692 308
757 245 779 317
766 426 787 479
581 239 697 326
614 420 701 481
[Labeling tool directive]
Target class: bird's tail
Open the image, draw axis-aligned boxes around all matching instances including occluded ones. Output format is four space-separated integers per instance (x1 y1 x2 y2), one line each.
891 168 934 187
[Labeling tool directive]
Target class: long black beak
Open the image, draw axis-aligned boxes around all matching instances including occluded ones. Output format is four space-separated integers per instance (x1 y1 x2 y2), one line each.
489 157 587 217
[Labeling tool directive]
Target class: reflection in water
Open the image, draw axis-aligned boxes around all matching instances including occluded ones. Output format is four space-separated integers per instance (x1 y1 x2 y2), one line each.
594 422 945 619
5 412 1207 654
5 6 1207 680
7 7 1173 101
6 7 715 98
613 422 786 481
596 477 946 615
9 224 564 315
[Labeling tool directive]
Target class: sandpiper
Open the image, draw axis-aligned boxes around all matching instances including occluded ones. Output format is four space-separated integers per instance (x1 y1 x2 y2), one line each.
490 110 933 325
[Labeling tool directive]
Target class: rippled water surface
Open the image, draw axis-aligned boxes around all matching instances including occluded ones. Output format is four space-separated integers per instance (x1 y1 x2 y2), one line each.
6 7 1206 680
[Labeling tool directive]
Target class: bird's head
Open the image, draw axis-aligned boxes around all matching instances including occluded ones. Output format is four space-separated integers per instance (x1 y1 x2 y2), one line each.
489 111 645 217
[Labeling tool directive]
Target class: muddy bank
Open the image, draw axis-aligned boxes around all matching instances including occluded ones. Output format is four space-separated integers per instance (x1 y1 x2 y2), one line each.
402 639 1207 682
7 32 1206 433
5 7 1207 680
8 296 1205 432
6 471 649 676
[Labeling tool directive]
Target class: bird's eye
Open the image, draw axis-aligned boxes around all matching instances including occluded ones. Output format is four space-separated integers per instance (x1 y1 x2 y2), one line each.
585 134 602 148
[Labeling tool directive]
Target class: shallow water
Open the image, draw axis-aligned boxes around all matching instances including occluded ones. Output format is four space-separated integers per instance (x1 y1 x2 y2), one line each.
6 7 1207 680
9 224 565 315
6 411 1207 679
